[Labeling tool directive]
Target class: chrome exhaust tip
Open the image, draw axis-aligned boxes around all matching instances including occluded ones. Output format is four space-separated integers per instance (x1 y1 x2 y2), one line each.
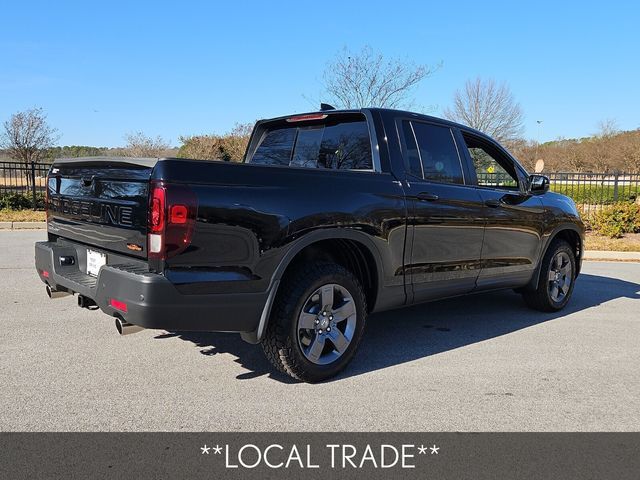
115 317 144 336
46 285 71 299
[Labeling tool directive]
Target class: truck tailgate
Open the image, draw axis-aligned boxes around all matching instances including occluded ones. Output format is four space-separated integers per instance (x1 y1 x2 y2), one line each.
46 157 157 259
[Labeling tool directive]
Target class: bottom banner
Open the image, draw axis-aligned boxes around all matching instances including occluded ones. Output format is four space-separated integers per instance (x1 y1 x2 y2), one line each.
1 433 638 479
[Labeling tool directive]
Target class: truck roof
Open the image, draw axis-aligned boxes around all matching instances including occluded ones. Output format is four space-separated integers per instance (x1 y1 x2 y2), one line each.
259 107 495 142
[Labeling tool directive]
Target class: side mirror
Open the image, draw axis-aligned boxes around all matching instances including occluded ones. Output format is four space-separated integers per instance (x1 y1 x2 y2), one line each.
528 174 550 194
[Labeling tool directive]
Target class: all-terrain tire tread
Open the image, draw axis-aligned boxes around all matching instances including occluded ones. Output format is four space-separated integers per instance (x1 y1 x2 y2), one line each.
261 263 366 382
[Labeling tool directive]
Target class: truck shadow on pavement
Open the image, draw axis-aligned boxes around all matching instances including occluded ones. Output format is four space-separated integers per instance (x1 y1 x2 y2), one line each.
156 273 640 383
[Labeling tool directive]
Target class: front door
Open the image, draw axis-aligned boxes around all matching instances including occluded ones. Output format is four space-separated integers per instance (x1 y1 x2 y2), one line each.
459 131 546 289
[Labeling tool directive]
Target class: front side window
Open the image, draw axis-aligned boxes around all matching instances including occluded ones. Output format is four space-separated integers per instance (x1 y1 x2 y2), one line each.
248 117 372 170
402 121 464 184
462 134 519 190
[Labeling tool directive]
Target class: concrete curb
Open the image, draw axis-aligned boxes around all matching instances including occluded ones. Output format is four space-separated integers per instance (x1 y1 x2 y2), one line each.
584 250 640 262
0 221 47 230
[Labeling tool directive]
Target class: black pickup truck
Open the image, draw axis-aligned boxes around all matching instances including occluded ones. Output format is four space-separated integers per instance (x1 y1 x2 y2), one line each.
36 108 584 382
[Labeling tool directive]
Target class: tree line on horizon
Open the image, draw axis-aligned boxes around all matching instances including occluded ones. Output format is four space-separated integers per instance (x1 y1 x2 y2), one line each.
508 126 640 173
2 46 639 173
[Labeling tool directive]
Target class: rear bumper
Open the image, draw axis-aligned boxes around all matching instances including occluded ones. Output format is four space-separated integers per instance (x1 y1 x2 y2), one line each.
35 240 267 333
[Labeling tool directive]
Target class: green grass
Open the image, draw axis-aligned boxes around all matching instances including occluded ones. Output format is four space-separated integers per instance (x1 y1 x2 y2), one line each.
550 184 639 204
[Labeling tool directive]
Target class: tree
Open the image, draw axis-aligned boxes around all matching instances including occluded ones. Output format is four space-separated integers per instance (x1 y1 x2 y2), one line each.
617 130 640 173
1 107 59 186
564 142 589 172
219 123 253 161
506 138 537 171
444 78 524 143
178 135 223 161
178 123 253 162
492 127 639 173
123 131 170 158
595 118 619 139
587 119 620 173
321 46 439 109
46 145 105 159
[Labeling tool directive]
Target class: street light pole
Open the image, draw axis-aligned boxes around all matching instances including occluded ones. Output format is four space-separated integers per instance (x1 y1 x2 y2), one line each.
535 120 543 159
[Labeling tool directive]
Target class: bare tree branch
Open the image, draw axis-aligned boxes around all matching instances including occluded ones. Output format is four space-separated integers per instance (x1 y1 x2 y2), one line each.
1 107 59 164
595 118 619 139
123 131 171 158
444 78 524 143
1 107 59 187
321 46 440 109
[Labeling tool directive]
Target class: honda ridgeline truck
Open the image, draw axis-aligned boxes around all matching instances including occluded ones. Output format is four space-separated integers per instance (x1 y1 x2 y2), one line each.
35 108 584 382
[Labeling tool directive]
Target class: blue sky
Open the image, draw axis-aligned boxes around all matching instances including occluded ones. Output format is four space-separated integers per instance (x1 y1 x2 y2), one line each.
1 0 638 147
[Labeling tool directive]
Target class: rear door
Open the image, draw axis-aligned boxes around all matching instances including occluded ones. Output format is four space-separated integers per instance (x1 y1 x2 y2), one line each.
398 119 485 303
47 158 156 259
458 131 545 289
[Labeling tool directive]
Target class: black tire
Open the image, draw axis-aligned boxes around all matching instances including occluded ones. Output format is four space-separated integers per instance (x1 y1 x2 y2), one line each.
522 239 576 312
261 263 367 383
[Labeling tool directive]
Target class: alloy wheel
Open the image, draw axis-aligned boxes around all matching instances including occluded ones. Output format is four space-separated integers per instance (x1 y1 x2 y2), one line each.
296 283 357 365
548 251 572 303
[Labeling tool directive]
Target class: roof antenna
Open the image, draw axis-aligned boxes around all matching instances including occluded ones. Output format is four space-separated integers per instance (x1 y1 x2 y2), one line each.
320 103 336 111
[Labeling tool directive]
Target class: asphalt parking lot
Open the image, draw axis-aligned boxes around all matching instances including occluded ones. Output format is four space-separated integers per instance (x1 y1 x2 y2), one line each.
1 230 639 432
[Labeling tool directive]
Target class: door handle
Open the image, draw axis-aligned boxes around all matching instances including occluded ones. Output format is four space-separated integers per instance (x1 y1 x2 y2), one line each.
484 198 502 208
416 192 439 202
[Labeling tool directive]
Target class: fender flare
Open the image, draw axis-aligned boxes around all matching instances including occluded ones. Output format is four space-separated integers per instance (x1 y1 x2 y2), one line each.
525 223 584 291
240 228 385 344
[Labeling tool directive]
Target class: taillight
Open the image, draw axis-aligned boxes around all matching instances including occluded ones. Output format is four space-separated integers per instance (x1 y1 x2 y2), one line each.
148 181 197 261
148 184 165 256
150 185 165 233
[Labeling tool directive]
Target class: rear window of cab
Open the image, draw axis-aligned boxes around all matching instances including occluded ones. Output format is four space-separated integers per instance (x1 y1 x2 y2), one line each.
246 114 373 171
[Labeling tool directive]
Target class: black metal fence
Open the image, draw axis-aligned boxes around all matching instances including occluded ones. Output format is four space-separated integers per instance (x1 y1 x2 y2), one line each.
0 161 51 208
548 172 640 201
547 172 640 219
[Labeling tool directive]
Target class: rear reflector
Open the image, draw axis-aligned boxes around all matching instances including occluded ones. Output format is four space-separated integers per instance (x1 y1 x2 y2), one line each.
109 299 128 313
286 113 328 122
169 205 188 224
41 270 50 278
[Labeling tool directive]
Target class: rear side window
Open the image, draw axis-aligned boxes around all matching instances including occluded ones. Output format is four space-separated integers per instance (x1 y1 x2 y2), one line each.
402 121 464 184
248 117 372 170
